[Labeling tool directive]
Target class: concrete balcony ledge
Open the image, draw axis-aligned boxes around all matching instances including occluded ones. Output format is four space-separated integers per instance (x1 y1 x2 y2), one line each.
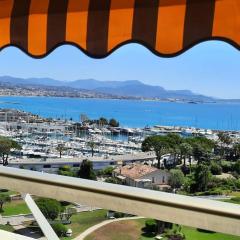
0 166 239 236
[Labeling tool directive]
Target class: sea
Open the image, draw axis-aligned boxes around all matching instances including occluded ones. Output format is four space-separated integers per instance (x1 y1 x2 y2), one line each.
0 96 240 131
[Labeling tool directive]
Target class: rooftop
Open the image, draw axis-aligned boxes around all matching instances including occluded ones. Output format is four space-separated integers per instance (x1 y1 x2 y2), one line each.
114 164 158 179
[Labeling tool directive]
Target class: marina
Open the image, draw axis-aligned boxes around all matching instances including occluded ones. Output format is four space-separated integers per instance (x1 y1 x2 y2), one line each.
0 108 240 172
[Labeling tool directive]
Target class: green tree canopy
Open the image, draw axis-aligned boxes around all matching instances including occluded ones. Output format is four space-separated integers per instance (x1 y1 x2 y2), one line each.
192 164 212 192
169 169 185 189
210 161 222 175
0 193 10 212
234 160 240 174
35 198 63 221
78 160 96 180
109 118 119 127
179 142 193 170
218 132 232 146
99 117 108 126
0 136 21 166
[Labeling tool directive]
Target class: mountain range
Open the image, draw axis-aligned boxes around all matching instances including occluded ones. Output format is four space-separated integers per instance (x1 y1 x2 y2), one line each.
0 76 215 101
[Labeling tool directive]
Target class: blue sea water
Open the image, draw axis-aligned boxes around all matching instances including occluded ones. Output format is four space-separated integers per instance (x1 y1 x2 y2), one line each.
0 96 240 130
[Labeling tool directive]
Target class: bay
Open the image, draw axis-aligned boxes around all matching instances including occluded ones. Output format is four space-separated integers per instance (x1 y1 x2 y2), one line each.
0 96 239 130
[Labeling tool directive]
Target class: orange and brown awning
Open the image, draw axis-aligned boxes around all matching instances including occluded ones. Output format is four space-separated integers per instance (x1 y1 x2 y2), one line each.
0 0 240 58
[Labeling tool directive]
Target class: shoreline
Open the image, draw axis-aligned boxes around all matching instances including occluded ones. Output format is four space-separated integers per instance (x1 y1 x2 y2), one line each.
0 96 239 131
0 94 217 104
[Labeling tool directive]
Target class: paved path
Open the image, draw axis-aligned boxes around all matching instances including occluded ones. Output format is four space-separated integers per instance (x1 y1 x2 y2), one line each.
0 214 34 226
74 216 144 240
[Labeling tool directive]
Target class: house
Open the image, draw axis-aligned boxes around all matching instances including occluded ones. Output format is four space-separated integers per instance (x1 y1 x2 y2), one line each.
113 164 170 190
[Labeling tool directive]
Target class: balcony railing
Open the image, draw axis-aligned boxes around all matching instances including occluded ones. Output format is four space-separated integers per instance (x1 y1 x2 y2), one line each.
0 166 240 239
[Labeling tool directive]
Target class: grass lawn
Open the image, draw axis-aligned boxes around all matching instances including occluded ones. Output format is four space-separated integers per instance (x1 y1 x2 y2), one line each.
61 209 107 240
181 226 240 240
230 192 240 198
221 196 240 205
85 219 144 240
0 190 18 196
0 224 15 232
1 200 31 216
84 219 240 240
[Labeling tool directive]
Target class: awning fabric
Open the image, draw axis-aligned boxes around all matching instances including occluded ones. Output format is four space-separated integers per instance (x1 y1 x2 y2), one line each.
0 0 240 58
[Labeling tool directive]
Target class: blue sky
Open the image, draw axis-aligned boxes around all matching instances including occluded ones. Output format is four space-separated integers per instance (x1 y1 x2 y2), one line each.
0 41 239 99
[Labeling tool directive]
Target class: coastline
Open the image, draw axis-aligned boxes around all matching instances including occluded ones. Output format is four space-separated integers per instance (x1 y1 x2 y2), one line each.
0 96 239 131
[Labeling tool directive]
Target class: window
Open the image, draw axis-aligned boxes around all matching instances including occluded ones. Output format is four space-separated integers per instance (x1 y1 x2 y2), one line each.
73 164 80 167
43 164 51 168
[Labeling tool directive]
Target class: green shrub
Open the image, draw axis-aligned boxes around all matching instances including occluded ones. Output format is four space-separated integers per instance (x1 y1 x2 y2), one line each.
145 219 157 233
36 198 63 221
59 165 71 172
164 228 185 240
51 223 67 237
220 161 233 173
210 162 222 175
113 212 125 218
105 177 121 184
102 166 114 176
0 189 8 193
197 228 215 234
234 160 240 174
58 170 75 177
230 197 240 203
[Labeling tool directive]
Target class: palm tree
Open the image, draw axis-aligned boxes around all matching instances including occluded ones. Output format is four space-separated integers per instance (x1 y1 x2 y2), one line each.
87 141 96 157
56 144 66 158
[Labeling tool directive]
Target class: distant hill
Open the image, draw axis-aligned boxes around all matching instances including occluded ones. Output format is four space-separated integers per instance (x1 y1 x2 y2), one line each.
0 76 215 101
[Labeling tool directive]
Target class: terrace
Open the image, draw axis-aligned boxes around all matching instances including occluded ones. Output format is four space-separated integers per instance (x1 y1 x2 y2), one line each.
0 166 239 239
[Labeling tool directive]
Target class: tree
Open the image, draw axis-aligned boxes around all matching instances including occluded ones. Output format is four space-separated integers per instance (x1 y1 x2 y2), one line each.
99 117 108 126
87 141 96 157
217 132 232 157
169 169 185 190
210 161 222 175
153 140 169 169
78 160 96 180
36 198 63 221
59 207 77 223
233 144 240 159
0 194 10 212
218 132 232 146
186 137 214 165
0 136 21 166
56 143 66 158
51 223 67 237
234 160 240 174
109 118 119 127
191 143 210 165
192 164 212 192
144 219 157 233
179 143 193 174
142 136 169 169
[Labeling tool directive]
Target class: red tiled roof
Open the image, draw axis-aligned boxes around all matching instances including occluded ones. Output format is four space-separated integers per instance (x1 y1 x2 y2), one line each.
115 164 157 179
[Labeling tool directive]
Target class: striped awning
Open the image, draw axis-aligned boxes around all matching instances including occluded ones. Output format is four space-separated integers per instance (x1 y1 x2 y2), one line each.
1 0 240 58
